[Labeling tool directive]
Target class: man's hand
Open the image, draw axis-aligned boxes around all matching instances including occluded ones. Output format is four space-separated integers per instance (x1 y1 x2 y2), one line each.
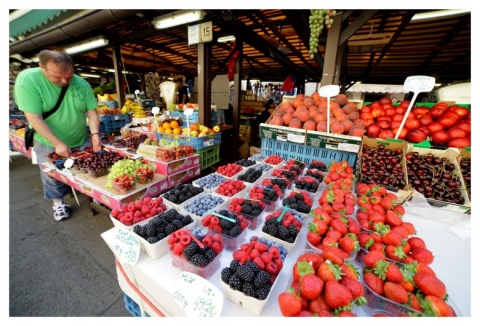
55 142 71 158
92 134 102 152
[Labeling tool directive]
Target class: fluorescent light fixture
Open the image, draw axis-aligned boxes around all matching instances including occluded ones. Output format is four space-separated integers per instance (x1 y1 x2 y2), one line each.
64 36 109 55
152 10 206 29
218 35 236 42
435 83 442 87
80 73 101 78
411 9 470 21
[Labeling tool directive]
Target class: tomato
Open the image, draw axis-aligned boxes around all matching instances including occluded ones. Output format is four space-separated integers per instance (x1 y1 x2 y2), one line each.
392 113 404 122
404 118 420 130
390 120 401 129
413 106 430 117
447 127 468 139
366 123 381 138
392 127 408 140
399 100 411 108
395 106 407 114
418 116 434 126
418 126 431 136
371 106 385 118
427 107 446 119
437 115 458 128
378 129 396 139
448 106 470 119
377 116 392 122
453 121 471 134
448 137 470 148
430 130 450 144
379 97 392 105
361 105 372 114
427 121 445 134
406 129 428 143
384 107 396 117
377 119 391 130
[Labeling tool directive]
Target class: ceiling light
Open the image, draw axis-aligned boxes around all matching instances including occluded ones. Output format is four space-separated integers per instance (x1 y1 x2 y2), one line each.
411 9 470 22
152 10 206 29
80 73 101 78
64 36 109 55
218 35 236 42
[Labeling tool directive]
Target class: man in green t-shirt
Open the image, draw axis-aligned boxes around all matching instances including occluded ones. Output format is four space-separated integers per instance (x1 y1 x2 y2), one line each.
14 50 102 221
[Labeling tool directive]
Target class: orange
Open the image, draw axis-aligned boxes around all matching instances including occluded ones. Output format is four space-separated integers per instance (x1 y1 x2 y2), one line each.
162 121 171 129
158 126 165 133
164 128 173 134
173 127 181 135
170 120 179 129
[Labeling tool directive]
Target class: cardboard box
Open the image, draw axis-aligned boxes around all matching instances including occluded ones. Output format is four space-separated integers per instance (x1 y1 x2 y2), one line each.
406 146 470 213
249 146 261 156
359 136 413 204
239 124 252 142
167 165 201 188
152 154 200 175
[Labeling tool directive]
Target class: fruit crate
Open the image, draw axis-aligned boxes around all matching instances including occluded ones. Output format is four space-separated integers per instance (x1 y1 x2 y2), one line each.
169 110 218 127
99 114 131 134
156 132 221 151
261 138 358 168
123 293 151 317
195 145 220 170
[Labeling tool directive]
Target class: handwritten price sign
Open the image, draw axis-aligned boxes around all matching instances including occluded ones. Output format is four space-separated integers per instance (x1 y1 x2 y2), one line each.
404 76 435 93
173 271 223 317
113 228 140 265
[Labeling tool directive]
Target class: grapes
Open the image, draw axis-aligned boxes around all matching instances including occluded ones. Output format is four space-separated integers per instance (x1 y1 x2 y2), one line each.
308 9 335 59
105 158 155 188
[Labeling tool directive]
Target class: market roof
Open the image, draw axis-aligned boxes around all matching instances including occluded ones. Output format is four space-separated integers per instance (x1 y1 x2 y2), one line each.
9 9 471 86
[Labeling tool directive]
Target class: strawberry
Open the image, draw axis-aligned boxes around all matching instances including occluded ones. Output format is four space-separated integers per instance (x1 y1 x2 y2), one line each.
316 260 342 282
325 229 342 242
374 260 404 283
296 310 314 317
407 236 427 250
324 280 353 309
413 271 447 299
307 231 322 247
330 218 348 236
322 246 349 265
402 221 416 235
410 247 434 265
340 276 365 299
422 295 455 317
385 209 403 227
346 217 361 235
309 219 328 235
338 233 358 255
383 281 409 304
363 271 384 295
385 244 407 262
292 260 315 282
337 310 358 317
297 251 324 270
341 261 359 280
309 294 331 314
278 290 303 316
382 230 404 246
363 250 386 269
300 273 324 300
408 292 423 312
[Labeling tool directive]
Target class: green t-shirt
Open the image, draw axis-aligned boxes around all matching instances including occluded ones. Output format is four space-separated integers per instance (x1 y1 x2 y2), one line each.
14 67 98 148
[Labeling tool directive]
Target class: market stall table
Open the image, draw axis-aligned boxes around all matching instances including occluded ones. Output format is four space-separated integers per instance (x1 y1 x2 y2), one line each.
9 131 32 159
101 199 471 317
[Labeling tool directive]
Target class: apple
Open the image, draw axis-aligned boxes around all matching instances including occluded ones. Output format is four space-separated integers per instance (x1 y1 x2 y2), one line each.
213 125 220 132
190 130 199 137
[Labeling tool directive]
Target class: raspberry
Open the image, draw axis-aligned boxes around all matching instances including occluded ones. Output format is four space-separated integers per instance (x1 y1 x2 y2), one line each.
273 257 283 270
260 252 273 264
268 246 280 258
111 209 120 218
180 235 191 246
232 249 247 261
211 241 223 255
212 233 223 242
248 248 261 259
252 256 265 270
210 224 223 233
201 234 213 247
265 262 278 275
172 242 185 255
254 241 268 253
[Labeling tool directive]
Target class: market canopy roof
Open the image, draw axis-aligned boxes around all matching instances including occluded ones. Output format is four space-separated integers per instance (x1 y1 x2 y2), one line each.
9 9 67 38
347 83 408 93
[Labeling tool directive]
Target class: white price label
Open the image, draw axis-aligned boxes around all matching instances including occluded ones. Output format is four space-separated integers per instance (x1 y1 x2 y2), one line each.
404 76 435 93
112 229 140 265
319 85 340 98
173 271 223 317
151 107 160 115
184 108 194 116
64 158 74 169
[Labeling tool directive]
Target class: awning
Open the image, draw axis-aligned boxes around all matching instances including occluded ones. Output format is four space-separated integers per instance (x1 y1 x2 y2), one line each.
9 9 67 38
348 83 407 93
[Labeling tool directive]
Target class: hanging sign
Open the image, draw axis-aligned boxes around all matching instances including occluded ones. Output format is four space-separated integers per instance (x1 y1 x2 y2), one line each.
173 271 223 317
188 21 213 45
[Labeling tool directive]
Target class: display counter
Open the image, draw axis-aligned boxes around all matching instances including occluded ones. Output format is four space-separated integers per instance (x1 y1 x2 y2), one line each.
101 198 471 317
9 132 32 159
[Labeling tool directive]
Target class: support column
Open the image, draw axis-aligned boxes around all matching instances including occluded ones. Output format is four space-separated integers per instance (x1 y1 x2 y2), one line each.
112 45 125 109
197 42 212 126
321 12 343 86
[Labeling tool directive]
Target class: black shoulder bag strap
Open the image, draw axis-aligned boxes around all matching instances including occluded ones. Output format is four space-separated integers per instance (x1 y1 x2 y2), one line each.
43 84 70 120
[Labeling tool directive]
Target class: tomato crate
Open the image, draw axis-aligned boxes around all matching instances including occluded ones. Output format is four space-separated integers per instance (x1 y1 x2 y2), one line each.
260 137 358 168
156 132 221 150
195 145 220 170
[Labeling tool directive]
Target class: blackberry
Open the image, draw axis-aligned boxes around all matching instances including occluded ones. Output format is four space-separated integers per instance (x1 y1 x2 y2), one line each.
221 267 233 283
228 273 243 291
190 253 209 267
245 260 261 274
288 224 299 237
297 202 310 213
144 223 157 237
229 259 241 272
262 223 278 237
172 219 184 229
251 209 261 217
146 236 159 244
156 232 166 240
164 223 177 235
178 195 187 203
174 182 184 189
181 215 193 225
255 284 271 300
204 248 217 263
164 209 177 222
236 263 255 282
295 193 304 201
229 225 242 237
183 242 199 259
289 203 299 211
253 270 271 289
219 218 233 231
277 225 289 241
151 216 164 228
168 195 178 203
241 205 253 215
132 224 142 234
242 282 256 297
135 225 147 237
173 189 182 196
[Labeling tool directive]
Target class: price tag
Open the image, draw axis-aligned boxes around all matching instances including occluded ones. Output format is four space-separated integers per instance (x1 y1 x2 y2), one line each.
112 228 140 265
151 107 160 115
64 158 74 169
173 271 223 317
404 76 435 93
319 85 340 98
184 108 194 116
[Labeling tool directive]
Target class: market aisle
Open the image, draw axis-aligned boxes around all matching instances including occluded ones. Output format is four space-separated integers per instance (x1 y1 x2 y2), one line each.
9 154 131 317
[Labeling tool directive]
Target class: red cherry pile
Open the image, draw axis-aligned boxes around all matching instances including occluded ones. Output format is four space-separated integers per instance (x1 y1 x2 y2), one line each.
111 197 168 226
264 154 284 165
216 163 243 177
215 179 246 197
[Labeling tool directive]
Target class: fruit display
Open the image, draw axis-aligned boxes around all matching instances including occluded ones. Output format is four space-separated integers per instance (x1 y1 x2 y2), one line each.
132 208 194 243
277 250 366 317
193 173 227 190
261 209 305 245
201 210 250 249
235 158 256 168
294 175 320 193
180 193 225 219
309 160 327 171
155 145 195 162
267 92 365 137
120 97 148 117
308 10 335 59
161 182 204 206
459 157 471 199
237 167 263 183
214 179 247 198
264 154 283 166
249 183 282 204
303 168 325 183
227 198 266 229
110 197 168 227
250 153 268 162
359 143 406 189
324 161 355 191
216 163 243 178
318 187 356 217
405 150 465 204
281 190 314 214
73 150 124 177
270 168 298 183
105 158 156 189
112 174 136 194
109 134 148 150
359 98 471 148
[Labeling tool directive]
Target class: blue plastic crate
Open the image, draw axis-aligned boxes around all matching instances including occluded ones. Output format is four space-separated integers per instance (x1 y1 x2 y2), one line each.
100 114 131 133
123 293 150 317
170 111 218 127
261 138 358 168
156 132 222 150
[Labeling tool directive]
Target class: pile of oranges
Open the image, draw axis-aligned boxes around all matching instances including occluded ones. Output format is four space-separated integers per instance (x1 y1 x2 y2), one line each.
157 120 181 134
